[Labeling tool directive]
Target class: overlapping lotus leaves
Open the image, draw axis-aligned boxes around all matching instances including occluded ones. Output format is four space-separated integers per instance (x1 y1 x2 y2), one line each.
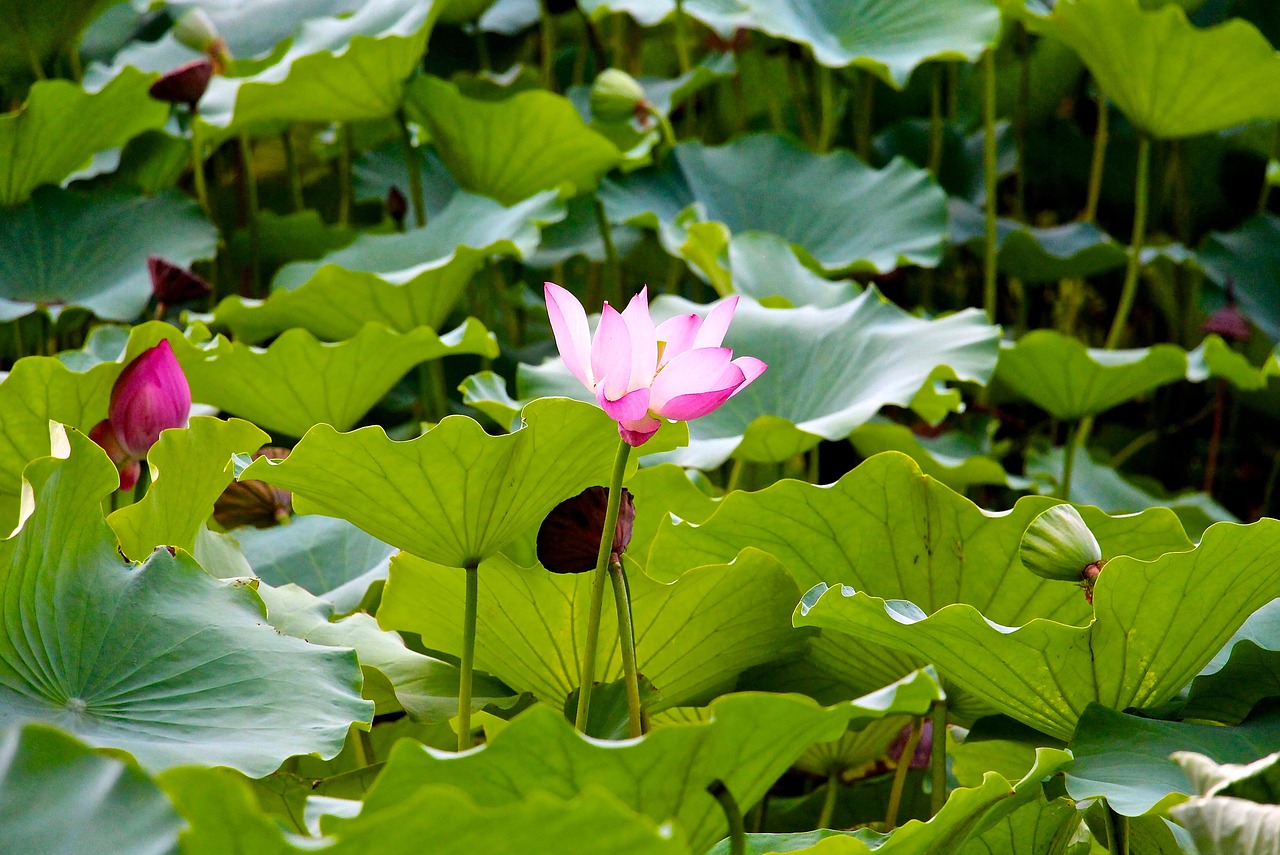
848 418 1027 492
625 464 718 570
600 134 948 275
380 548 803 710
107 416 268 560
1169 795 1280 855
195 0 443 133
258 583 514 721
1199 215 1280 343
0 187 216 321
994 330 1188 420
0 724 182 855
406 76 621 205
651 452 1194 718
797 517 1280 741
725 233 862 308
794 714 909 778
0 427 372 775
160 766 299 855
211 189 563 343
954 795 1080 855
226 210 356 278
1187 336 1275 393
1180 599 1280 725
522 293 999 469
682 0 1002 88
0 0 120 84
240 398 626 568
1034 0 1280 138
0 69 167 205
1065 704 1280 816
1176 749 1280 802
359 672 943 853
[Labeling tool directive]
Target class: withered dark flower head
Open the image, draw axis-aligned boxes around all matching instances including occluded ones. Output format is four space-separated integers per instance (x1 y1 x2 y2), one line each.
213 447 293 529
149 256 212 306
537 486 635 574
149 58 214 110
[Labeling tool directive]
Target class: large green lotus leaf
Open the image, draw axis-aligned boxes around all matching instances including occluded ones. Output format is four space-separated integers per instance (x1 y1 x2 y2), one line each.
257 583 514 721
955 796 1080 855
650 452 1191 719
1199 215 1280 343
848 417 1029 492
1034 0 1280 138
725 232 862 308
1065 704 1280 816
1175 749 1280 802
379 548 803 710
0 723 182 855
521 292 1000 469
240 398 625 567
600 134 948 275
0 427 372 775
353 140 458 211
211 189 563 343
1169 796 1280 855
360 672 942 852
226 211 356 281
0 0 120 83
0 69 166 205
682 0 1001 88
796 518 1280 741
107 417 268 561
0 187 216 321
994 330 1188 420
528 193 644 268
233 515 396 612
195 0 442 133
160 766 295 855
1180 599 1280 725
704 749 1071 855
405 76 621 205
794 714 908 778
626 463 718 570
1187 336 1274 393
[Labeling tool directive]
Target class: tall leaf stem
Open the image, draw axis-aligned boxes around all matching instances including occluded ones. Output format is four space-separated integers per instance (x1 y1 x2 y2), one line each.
338 123 354 228
458 562 479 751
1083 88 1108 221
1103 134 1151 351
982 48 999 324
886 718 923 830
817 771 840 829
397 109 426 228
707 780 746 855
281 130 305 212
237 134 261 297
930 701 947 816
593 197 621 305
189 116 211 218
928 64 943 176
575 439 632 731
609 561 643 738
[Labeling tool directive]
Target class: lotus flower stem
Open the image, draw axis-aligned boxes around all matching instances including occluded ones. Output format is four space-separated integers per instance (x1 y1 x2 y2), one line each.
1103 133 1151 350
707 780 745 855
575 439 632 732
853 72 874 161
539 0 557 91
458 562 479 751
673 0 692 74
1083 87 1109 222
815 65 836 153
282 130 304 212
592 198 621 305
1059 417 1087 501
338 123 354 228
817 770 840 829
608 560 643 738
237 135 262 297
928 64 943 176
929 700 947 816
981 47 998 325
396 109 426 228
885 717 923 830
1101 802 1129 855
189 117 211 218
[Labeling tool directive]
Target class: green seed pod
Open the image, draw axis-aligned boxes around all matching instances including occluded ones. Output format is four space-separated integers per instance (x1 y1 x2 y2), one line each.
1019 504 1103 582
591 69 647 123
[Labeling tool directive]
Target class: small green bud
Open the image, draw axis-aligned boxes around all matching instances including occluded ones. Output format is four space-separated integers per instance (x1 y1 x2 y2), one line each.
173 8 232 70
590 69 648 124
1020 504 1103 583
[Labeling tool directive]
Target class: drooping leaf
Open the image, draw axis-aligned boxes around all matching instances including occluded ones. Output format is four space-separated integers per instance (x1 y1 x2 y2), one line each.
1169 796 1280 855
379 548 804 710
0 723 183 855
796 518 1280 740
1181 599 1280 725
0 426 372 775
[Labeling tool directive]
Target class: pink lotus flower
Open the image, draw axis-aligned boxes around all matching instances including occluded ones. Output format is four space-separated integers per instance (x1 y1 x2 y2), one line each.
109 340 192 458
545 282 765 446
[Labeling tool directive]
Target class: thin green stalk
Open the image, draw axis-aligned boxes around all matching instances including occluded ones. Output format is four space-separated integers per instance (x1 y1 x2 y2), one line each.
647 104 679 155
281 130 305 212
707 780 746 855
929 701 947 817
726 457 746 493
1059 417 1087 501
673 0 692 74
575 440 633 732
1204 378 1226 494
593 197 621 305
418 361 448 423
356 727 376 766
815 64 837 152
817 771 840 829
807 447 820 484
396 110 426 228
539 0 558 91
1014 24 1031 221
853 72 874 161
886 718 923 831
609 561 643 738
237 134 262 297
458 562 479 751
1259 123 1280 215
338 123 354 228
1102 803 1129 855
928 64 944 176
1103 134 1151 350
982 48 999 324
189 116 211 218
1083 88 1108 222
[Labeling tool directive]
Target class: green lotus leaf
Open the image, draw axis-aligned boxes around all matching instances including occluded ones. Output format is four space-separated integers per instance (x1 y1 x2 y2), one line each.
405 75 621 205
626 463 718 570
794 714 910 778
682 0 1001 88
1168 796 1280 855
1199 214 1280 343
725 233 862 308
0 0 122 84
379 548 804 710
108 416 269 561
257 582 514 721
955 796 1080 855
354 141 459 210
1174 748 1280 801
0 723 182 855
796 518 1280 740
233 515 396 612
210 189 563 343
1187 336 1272 393
1034 0 1280 138
0 426 372 775
0 187 216 321
600 134 948 275
578 0 673 26
240 397 627 567
160 766 295 855
651 451 1191 720
521 292 1000 469
994 330 1189 420
226 210 356 281
1065 703 1280 816
0 69 167 205
848 417 1029 492
195 0 443 133
527 194 643 268
1181 599 1280 725
360 671 943 853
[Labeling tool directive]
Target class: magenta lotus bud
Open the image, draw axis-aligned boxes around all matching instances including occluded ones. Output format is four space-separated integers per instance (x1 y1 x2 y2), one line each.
386 186 408 226
109 341 192 459
89 419 141 492
889 719 933 770
537 486 635 573
149 256 212 305
149 58 214 110
1203 304 1251 342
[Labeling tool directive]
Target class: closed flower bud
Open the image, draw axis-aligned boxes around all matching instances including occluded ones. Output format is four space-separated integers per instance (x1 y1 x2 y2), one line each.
590 69 649 124
173 8 232 71
149 256 212 306
213 447 294 528
89 419 141 492
537 486 635 573
1020 504 1103 582
1203 303 1250 342
149 58 214 110
109 341 192 459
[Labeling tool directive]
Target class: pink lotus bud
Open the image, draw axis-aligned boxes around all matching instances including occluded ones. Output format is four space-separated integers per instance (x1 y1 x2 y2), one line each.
109 341 192 459
149 256 212 306
149 58 214 110
1203 304 1251 342
89 419 141 492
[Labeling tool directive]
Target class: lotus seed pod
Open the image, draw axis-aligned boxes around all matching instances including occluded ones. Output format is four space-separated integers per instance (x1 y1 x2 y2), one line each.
1019 504 1103 582
590 69 648 123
